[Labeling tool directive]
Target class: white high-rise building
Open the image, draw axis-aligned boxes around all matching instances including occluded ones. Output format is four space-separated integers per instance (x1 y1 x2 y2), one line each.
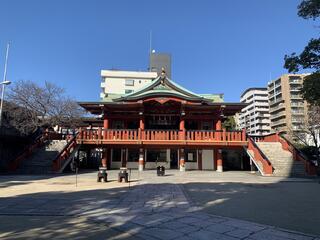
239 88 271 136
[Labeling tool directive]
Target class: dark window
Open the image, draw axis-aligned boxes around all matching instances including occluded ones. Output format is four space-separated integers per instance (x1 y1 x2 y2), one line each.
112 149 121 162
147 149 167 162
128 149 139 162
125 89 133 94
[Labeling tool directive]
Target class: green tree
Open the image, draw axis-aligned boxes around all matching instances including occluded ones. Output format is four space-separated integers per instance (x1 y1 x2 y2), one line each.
222 116 236 131
284 0 320 106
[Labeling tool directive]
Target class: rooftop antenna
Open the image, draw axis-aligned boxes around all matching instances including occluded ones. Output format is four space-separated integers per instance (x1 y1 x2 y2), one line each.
149 30 152 55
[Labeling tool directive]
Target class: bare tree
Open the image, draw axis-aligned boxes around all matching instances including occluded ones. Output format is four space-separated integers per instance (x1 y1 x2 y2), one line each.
290 105 320 163
4 80 83 135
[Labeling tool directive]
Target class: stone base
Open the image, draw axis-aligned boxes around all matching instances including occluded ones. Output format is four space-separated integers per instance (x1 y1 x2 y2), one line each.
216 165 223 172
138 164 144 171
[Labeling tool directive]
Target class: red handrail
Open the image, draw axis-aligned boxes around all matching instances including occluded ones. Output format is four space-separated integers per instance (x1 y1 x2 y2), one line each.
8 132 49 171
247 136 273 175
52 133 79 172
250 132 317 175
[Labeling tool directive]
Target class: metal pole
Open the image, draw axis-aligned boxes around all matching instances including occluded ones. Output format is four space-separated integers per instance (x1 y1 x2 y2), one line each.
76 166 78 187
0 43 10 127
129 168 131 189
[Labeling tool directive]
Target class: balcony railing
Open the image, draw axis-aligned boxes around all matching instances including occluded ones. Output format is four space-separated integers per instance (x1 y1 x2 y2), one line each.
77 128 247 145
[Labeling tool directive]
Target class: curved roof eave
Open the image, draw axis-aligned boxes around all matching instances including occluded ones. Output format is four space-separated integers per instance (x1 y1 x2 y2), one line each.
113 74 205 102
118 91 205 102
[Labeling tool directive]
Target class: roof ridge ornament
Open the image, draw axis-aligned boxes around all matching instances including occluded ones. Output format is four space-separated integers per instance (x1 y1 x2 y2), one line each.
160 67 166 83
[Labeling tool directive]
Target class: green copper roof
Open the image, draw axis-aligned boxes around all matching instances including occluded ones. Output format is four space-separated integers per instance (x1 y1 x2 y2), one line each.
100 73 224 103
199 94 224 102
114 74 207 102
101 93 122 102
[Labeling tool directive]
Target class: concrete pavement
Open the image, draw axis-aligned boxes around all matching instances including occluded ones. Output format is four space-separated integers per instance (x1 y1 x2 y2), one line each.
0 170 319 239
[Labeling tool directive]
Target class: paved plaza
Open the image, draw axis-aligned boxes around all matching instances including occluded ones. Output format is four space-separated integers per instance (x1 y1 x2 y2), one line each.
0 170 319 239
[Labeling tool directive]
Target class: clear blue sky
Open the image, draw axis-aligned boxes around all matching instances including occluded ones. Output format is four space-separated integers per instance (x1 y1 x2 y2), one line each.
0 0 318 102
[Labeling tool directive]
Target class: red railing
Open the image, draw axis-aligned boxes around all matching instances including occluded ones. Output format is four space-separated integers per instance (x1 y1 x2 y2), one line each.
52 133 78 172
247 136 273 175
77 128 247 143
250 133 317 175
186 130 246 142
9 130 76 172
8 132 49 171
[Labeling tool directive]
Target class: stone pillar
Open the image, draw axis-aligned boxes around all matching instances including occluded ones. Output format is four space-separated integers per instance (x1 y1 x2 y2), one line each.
101 148 108 168
216 149 223 172
179 148 185 171
139 148 144 171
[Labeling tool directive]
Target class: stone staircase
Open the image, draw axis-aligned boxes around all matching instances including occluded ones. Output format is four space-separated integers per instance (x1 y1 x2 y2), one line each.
255 142 306 177
16 140 67 174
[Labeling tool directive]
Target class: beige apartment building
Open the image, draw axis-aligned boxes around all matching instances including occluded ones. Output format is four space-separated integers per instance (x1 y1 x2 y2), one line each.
100 70 158 99
268 74 309 136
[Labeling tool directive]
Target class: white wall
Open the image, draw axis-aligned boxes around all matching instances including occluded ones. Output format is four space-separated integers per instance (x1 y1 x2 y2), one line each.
202 149 214 170
102 77 153 95
185 162 198 170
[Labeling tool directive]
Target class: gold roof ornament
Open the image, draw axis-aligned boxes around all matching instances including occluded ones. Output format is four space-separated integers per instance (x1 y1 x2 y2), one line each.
160 67 166 84
161 67 166 76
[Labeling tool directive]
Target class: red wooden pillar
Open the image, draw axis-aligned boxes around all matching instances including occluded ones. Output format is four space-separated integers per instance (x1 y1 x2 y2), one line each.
215 118 222 140
179 118 185 140
198 149 202 170
139 116 145 140
216 149 223 172
101 148 108 168
215 119 222 130
103 114 109 140
139 115 145 130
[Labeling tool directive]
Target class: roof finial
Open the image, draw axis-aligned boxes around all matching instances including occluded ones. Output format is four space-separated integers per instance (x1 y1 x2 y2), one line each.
161 67 166 76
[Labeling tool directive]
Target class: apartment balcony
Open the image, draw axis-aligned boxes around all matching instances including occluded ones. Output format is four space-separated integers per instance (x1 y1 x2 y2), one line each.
291 111 304 115
269 98 283 106
270 112 285 120
291 118 304 123
290 87 301 92
289 80 303 84
269 104 285 113
271 119 286 127
290 94 303 100
291 102 304 108
77 128 248 147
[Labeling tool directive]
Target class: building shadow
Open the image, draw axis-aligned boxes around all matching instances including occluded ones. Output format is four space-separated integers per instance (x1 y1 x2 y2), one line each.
0 176 320 239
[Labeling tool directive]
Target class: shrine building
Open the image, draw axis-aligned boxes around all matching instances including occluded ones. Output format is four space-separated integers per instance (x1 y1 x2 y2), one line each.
77 69 248 172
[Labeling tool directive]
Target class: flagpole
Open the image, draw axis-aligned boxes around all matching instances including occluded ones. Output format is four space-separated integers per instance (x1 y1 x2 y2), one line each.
0 43 11 127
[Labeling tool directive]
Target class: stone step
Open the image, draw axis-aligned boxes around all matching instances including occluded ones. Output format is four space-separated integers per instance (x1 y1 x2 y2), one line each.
16 140 69 174
254 141 309 176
